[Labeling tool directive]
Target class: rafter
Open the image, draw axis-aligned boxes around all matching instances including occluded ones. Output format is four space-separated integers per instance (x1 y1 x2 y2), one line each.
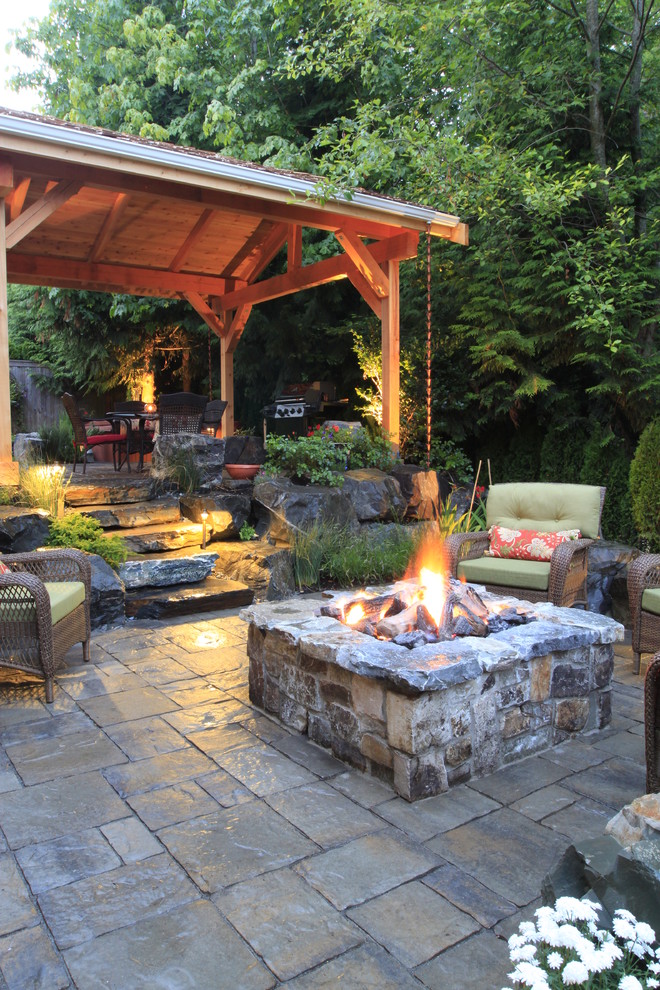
288 224 302 270
6 180 80 250
7 177 30 221
181 291 226 336
89 192 130 263
334 228 390 298
169 208 215 272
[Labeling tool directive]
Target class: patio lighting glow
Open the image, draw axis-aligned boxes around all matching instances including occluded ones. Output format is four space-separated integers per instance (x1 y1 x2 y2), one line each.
201 511 208 550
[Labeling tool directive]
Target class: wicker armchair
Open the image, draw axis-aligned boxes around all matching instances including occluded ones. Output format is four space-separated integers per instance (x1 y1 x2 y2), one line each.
158 392 208 435
202 399 228 437
62 393 128 473
644 653 660 792
628 554 660 674
445 483 606 608
0 549 91 703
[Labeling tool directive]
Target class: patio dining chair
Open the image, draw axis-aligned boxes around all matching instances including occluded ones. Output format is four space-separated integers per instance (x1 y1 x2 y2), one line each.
112 401 155 467
158 392 208 435
628 554 660 675
201 399 228 437
62 393 128 474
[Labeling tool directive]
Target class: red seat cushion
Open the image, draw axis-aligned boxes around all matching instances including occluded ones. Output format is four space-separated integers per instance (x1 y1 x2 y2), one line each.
86 434 125 445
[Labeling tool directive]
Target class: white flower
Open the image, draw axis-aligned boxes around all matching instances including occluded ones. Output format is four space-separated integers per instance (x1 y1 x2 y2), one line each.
649 961 660 974
636 922 656 945
613 917 638 942
547 951 563 970
618 976 643 990
519 921 539 941
554 897 599 925
616 910 638 924
510 944 538 963
509 961 550 988
562 959 590 984
556 923 587 951
647 979 660 988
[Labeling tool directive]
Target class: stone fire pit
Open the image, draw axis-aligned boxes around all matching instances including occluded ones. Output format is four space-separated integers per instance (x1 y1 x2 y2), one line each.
243 588 624 801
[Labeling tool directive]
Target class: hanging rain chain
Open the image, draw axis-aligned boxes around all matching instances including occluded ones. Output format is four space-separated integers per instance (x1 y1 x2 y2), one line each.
208 329 213 399
426 225 432 470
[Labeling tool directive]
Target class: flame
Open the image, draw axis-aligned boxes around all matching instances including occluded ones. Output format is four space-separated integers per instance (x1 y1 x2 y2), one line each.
345 603 366 626
419 566 447 626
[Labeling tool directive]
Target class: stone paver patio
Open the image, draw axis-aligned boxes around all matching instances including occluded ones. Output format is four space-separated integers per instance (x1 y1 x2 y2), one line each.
0 609 647 990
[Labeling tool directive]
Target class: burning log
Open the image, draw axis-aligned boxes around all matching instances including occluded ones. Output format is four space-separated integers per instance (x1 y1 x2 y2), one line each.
376 605 419 639
450 603 489 637
417 603 438 636
320 593 404 623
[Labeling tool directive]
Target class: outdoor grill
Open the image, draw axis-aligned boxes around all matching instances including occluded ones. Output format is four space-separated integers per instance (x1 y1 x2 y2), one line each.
262 383 325 436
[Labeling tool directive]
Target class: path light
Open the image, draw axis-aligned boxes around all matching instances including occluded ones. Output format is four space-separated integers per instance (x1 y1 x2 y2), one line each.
201 510 208 550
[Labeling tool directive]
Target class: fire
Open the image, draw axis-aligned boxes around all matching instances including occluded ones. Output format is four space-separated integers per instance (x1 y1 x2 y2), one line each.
419 566 447 626
404 532 451 627
345 603 366 626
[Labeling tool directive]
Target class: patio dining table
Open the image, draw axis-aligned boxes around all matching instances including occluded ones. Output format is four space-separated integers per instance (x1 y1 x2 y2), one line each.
106 411 159 472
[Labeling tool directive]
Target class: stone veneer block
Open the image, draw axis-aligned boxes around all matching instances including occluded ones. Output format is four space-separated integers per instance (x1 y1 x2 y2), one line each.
242 588 623 801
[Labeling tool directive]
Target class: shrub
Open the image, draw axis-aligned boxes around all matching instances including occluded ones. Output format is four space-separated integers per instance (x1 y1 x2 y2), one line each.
429 438 473 485
291 522 418 590
239 522 256 541
39 416 75 464
580 427 636 545
158 445 203 494
19 464 70 516
630 419 660 551
46 514 127 570
265 425 395 486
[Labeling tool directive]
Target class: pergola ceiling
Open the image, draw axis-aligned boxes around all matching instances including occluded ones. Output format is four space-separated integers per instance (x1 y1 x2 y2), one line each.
0 108 468 479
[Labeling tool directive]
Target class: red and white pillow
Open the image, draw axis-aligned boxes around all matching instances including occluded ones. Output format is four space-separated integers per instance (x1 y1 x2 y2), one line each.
0 559 10 574
486 526 581 561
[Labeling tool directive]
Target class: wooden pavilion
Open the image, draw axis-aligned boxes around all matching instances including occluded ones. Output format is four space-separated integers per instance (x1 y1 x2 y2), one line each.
0 108 467 484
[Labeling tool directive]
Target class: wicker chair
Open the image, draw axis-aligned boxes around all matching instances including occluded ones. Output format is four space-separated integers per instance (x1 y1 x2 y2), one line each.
445 483 606 608
0 549 91 703
158 392 208 435
644 653 660 792
628 554 660 674
112 400 155 465
202 399 228 437
62 393 128 473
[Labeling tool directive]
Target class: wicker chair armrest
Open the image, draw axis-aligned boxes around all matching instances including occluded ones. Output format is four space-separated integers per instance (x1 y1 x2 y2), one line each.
547 538 591 600
5 549 92 594
444 532 491 576
629 554 660 598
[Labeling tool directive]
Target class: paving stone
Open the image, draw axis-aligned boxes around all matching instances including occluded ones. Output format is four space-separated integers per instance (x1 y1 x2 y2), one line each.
159 681 226 707
78 686 178 725
283 943 422 989
0 752 21 793
563 757 646 810
272 734 346 777
375 785 500 842
348 879 479 968
63 898 274 990
238 714 291 744
266 781 382 847
0 924 70 990
0 695 52 729
100 817 162 863
0 855 39 934
466 755 570 804
295 830 439 910
423 862 517 928
0 710 91 748
429 808 566 906
103 715 188 761
509 784 578 822
414 929 513 990
121 655 193 686
592 730 645 762
176 648 246 677
186 721 261 758
16 828 120 894
37 853 197 949
541 795 618 841
538 738 610 772
128 779 221 830
0 771 128 849
103 746 216 798
215 742 319 796
56 666 145 700
330 770 397 808
6 727 127 785
162 698 252 734
197 768 254 808
158 801 318 892
216 868 362 981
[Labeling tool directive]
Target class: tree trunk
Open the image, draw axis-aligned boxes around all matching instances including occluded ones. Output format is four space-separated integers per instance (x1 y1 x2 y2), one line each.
585 0 608 174
629 0 646 237
181 347 191 391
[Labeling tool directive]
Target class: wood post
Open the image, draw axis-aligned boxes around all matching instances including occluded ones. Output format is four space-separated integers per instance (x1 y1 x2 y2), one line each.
381 259 400 451
0 197 19 484
220 336 235 436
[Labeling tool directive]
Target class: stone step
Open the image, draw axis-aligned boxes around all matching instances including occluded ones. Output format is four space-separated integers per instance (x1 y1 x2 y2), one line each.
124 575 253 619
110 521 206 554
65 476 157 507
79 496 182 529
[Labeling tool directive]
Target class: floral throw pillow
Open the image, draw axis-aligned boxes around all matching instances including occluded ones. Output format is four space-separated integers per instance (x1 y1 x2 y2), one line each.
486 526 581 561
0 559 10 573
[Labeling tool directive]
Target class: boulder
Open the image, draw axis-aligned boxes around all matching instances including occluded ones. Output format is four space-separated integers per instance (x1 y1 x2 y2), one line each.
253 476 358 544
81 496 181 529
213 540 295 600
389 464 440 520
65 476 156 506
88 553 126 629
587 541 640 622
150 434 226 484
12 433 45 463
342 469 407 522
119 553 219 589
179 492 251 539
0 507 51 553
224 435 266 465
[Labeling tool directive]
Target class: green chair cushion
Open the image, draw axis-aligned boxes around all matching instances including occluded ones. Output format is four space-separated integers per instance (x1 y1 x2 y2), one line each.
45 582 86 625
642 588 660 617
485 483 602 539
457 556 551 592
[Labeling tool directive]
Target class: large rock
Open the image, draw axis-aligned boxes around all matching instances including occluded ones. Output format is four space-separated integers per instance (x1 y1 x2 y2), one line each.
543 793 660 932
587 540 640 622
0 507 51 553
179 492 251 539
213 540 295 600
65 476 156 506
150 434 226 485
223 435 266 465
389 464 440 520
81 497 181 529
12 433 44 463
119 553 219 589
342 469 407 522
88 553 125 629
253 476 358 544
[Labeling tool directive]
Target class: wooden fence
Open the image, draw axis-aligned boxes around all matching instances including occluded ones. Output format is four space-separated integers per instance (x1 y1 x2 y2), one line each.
10 361 64 433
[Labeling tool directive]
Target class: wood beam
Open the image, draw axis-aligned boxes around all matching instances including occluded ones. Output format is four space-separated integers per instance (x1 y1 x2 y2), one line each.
0 198 19 483
225 305 252 353
288 224 302 270
6 180 80 250
334 228 390 298
7 254 242 298
181 291 226 337
0 162 13 198
221 220 277 280
169 208 214 272
381 259 400 450
7 177 30 222
220 335 235 436
346 262 381 317
89 192 130 263
241 223 288 282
